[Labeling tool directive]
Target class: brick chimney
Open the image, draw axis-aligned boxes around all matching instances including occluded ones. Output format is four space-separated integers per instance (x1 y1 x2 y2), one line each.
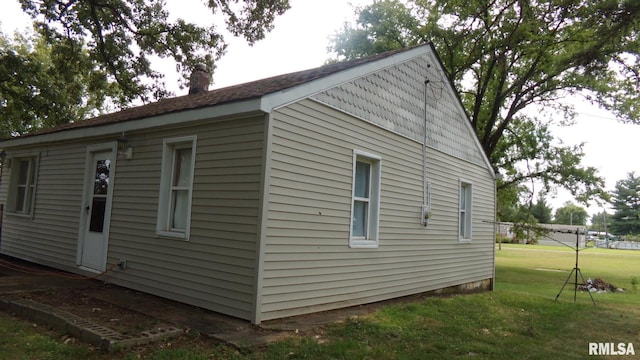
189 64 210 95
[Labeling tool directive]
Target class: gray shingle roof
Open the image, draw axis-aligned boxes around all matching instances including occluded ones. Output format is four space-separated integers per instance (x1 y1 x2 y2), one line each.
13 46 419 139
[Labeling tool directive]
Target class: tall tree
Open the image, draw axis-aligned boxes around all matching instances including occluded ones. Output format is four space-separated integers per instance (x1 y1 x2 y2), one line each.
496 182 526 222
590 211 612 233
553 201 588 226
530 195 552 224
13 0 290 110
329 0 639 205
0 30 117 138
609 172 640 235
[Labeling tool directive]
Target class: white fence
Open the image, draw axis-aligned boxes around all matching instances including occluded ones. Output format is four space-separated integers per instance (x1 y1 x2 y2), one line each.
594 240 640 250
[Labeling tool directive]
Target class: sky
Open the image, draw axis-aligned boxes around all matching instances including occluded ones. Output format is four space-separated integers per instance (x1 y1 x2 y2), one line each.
2 0 640 217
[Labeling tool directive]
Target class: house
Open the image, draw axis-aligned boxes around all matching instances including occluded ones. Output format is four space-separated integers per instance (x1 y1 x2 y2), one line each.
536 224 586 248
0 44 496 324
498 222 586 248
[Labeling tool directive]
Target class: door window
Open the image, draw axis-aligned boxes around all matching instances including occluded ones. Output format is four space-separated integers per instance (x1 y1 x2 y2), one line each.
89 159 110 232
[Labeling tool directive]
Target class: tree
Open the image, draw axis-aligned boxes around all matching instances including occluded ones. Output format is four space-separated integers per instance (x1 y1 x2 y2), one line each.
13 0 290 108
590 211 612 233
0 30 117 138
495 180 526 222
530 195 552 224
553 201 588 226
329 0 639 205
609 172 640 235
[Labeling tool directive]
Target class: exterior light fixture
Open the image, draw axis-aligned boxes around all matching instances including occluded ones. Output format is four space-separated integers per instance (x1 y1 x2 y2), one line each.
117 134 133 159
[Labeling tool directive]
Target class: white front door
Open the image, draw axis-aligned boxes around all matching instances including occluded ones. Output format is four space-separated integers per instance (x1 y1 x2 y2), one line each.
79 148 114 271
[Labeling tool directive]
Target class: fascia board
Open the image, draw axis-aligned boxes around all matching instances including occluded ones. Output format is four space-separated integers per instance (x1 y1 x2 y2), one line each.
426 43 495 179
441 77 495 178
0 98 264 148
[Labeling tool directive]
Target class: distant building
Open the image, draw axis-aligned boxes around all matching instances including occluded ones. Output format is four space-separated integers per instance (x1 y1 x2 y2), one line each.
498 222 586 248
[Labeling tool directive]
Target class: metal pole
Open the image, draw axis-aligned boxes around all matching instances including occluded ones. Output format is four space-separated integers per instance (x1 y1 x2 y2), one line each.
574 228 579 302
604 210 608 248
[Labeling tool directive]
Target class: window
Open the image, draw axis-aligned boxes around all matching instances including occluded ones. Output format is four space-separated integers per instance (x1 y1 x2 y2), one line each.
459 180 473 241
157 136 197 239
8 157 38 216
350 150 381 248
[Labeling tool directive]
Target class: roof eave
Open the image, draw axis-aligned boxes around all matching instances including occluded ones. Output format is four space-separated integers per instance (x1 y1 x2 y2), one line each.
1 45 434 149
0 98 265 148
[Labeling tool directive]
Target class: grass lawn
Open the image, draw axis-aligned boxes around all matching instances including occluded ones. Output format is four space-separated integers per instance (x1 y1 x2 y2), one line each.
1 245 639 359
497 244 640 306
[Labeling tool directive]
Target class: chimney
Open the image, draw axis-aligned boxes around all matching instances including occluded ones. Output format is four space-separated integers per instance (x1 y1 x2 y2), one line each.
189 63 210 95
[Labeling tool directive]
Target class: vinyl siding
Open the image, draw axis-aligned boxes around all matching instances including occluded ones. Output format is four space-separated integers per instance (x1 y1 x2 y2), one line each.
259 99 494 321
105 116 264 320
0 116 265 321
0 143 87 269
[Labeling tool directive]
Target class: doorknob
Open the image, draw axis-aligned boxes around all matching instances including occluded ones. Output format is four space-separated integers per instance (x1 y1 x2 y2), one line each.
85 205 90 214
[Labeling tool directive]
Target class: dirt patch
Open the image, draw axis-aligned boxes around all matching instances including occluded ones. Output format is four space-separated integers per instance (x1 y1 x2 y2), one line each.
14 286 175 336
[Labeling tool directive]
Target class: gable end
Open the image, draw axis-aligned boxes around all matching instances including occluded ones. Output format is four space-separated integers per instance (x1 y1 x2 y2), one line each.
310 51 488 169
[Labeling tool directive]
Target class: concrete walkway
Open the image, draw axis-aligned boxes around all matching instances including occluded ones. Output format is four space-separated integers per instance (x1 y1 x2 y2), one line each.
0 255 371 351
0 256 288 350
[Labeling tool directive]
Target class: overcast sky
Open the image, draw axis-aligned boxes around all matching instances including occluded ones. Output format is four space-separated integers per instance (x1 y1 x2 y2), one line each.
2 0 639 217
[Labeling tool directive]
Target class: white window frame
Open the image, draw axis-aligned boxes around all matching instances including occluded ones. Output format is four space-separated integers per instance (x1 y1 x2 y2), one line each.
349 150 381 248
459 179 473 242
7 155 39 217
156 136 197 240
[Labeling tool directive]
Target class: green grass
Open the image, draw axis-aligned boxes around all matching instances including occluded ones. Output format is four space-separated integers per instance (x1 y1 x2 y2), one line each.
258 292 639 359
1 245 639 359
497 244 640 306
0 314 104 360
